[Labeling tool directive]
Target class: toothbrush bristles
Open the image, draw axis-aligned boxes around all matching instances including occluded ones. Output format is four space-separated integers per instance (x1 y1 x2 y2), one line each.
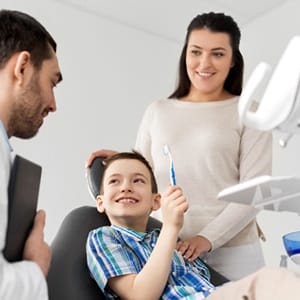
163 144 172 161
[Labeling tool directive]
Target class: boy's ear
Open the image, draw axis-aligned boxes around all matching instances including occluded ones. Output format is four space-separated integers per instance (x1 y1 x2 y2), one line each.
151 193 161 211
14 51 32 85
96 195 105 213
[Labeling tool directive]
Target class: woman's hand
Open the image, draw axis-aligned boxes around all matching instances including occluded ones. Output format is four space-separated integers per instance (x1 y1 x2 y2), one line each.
85 149 118 168
176 235 212 262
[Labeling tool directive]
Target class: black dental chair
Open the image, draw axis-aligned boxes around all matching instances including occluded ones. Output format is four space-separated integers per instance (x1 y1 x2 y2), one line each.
47 157 228 300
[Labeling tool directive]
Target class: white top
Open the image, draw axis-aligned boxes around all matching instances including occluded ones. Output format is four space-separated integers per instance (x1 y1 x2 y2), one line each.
135 97 272 250
0 121 48 300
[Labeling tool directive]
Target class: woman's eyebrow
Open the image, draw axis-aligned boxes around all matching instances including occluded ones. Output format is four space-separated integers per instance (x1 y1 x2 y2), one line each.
189 45 227 51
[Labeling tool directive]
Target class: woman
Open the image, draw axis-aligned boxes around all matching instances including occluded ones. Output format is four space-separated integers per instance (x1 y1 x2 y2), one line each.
87 12 272 280
135 12 272 280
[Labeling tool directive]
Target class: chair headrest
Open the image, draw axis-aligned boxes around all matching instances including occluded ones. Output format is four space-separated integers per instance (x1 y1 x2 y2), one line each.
86 157 105 200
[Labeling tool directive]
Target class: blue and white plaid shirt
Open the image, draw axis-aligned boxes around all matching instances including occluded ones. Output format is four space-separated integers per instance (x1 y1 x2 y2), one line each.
86 225 215 299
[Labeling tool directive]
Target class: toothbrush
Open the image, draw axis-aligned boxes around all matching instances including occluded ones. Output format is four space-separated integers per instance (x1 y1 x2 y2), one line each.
163 144 177 186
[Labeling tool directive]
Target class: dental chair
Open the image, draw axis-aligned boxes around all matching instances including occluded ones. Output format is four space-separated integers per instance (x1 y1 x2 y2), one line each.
47 157 228 300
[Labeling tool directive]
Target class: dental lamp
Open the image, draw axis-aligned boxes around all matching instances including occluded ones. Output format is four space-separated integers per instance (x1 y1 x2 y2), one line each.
219 35 300 211
239 35 300 147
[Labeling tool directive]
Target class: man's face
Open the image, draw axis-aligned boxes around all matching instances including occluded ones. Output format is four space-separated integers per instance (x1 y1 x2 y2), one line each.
9 50 62 138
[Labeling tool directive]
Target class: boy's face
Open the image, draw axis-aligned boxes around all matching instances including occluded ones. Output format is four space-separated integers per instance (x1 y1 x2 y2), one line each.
96 158 160 230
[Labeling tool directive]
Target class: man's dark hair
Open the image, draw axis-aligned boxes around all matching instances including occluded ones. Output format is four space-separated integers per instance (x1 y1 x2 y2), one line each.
0 9 57 70
101 151 158 193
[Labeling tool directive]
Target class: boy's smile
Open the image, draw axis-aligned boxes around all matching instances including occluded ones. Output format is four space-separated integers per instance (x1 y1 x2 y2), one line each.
115 196 139 204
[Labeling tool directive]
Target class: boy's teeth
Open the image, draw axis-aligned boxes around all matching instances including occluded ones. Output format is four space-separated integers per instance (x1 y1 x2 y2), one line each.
119 198 136 203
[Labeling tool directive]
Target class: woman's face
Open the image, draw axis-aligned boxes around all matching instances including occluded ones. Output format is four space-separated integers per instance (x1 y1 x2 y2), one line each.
185 28 234 100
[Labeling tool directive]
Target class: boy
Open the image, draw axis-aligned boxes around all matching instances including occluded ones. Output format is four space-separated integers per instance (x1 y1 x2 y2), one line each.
86 151 300 299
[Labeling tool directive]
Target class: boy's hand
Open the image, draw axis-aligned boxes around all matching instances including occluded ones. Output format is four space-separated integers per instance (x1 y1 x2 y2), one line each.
160 185 188 230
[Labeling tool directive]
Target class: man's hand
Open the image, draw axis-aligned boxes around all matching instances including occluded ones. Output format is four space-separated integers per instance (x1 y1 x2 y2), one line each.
176 235 212 262
85 149 118 168
23 210 52 276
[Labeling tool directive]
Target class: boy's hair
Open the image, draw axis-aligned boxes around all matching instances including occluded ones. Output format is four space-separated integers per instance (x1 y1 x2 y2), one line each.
101 151 158 193
0 9 57 70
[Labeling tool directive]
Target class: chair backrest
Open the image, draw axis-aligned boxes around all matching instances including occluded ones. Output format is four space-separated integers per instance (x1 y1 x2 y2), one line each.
47 157 107 299
47 157 228 300
47 206 108 300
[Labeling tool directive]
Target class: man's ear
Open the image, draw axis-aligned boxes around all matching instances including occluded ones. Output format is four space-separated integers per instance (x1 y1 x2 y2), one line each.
96 195 105 213
13 51 32 84
152 193 161 211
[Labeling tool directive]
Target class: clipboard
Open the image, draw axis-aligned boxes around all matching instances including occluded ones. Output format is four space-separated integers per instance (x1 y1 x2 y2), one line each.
3 155 42 262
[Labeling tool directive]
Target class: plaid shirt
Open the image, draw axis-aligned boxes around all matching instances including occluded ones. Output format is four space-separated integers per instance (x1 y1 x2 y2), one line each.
86 225 215 299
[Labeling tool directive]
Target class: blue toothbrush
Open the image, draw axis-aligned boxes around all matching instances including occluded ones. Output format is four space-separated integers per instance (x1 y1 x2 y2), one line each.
163 145 177 186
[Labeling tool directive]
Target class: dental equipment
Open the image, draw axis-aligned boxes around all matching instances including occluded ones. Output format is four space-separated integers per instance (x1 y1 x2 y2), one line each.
217 35 300 268
218 36 300 214
239 35 300 147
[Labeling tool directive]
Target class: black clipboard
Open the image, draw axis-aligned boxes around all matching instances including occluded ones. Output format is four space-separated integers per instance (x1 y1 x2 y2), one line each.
3 155 42 262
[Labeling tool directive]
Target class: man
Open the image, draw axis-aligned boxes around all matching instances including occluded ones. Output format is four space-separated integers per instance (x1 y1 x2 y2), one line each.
0 10 62 299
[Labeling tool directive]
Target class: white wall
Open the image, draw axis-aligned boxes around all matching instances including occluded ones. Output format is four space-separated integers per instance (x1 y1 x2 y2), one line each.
3 0 300 272
241 0 300 271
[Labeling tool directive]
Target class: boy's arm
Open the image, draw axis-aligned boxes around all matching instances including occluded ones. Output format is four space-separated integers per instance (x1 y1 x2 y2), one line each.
109 186 188 300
